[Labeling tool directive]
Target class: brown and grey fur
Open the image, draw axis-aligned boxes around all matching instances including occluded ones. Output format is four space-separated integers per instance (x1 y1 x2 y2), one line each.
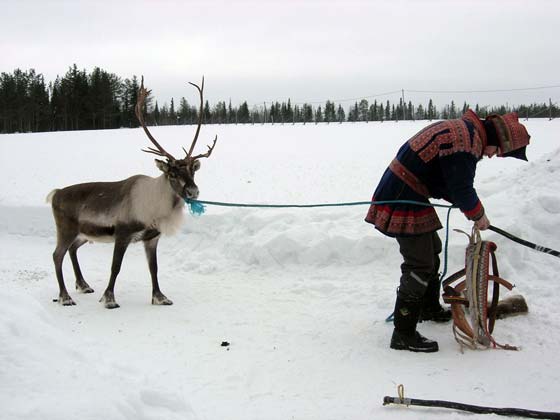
47 158 201 309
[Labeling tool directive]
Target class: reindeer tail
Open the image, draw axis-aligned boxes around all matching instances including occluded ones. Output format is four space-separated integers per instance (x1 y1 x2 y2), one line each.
46 189 60 204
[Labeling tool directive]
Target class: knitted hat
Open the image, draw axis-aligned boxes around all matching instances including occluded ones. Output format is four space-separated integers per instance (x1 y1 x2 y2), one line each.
485 112 530 160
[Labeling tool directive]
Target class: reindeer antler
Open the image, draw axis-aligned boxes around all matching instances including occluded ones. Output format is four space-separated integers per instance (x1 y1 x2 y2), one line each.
135 76 176 161
190 135 218 160
185 77 218 160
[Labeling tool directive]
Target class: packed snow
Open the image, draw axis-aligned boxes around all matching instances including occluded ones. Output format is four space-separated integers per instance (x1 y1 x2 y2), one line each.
1 120 559 420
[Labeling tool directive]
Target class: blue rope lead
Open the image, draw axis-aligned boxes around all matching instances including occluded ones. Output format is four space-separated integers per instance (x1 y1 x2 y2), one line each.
185 197 457 324
186 198 456 209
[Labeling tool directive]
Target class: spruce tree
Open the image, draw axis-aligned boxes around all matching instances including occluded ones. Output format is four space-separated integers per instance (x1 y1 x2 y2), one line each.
169 98 177 125
153 102 160 125
427 99 435 120
416 104 425 120
203 100 211 124
336 104 345 123
324 100 336 123
238 101 249 123
315 106 323 123
385 100 391 121
358 99 369 121
449 100 457 119
227 99 234 123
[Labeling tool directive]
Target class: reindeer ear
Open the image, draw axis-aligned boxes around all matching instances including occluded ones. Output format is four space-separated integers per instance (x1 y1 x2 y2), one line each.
155 159 169 174
192 160 201 172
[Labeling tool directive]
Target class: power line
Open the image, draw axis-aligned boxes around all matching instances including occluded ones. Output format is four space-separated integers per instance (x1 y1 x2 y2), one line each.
289 90 402 106
407 84 560 94
249 90 402 110
247 84 560 109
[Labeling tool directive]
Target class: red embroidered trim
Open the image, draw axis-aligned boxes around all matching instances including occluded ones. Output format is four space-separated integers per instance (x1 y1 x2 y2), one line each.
462 109 488 147
366 202 442 235
389 159 430 197
409 119 483 163
438 119 476 158
409 122 444 154
463 201 484 221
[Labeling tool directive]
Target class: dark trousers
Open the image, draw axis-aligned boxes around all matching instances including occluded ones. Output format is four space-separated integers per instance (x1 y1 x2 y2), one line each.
395 232 442 305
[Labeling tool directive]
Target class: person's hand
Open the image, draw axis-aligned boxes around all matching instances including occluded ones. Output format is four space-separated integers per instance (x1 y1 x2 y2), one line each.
474 214 490 230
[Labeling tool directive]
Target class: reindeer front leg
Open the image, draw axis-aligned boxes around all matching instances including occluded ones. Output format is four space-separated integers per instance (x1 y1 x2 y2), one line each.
100 235 131 309
144 234 173 305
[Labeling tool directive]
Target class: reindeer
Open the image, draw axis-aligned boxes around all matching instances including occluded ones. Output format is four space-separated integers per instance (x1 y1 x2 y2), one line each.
47 77 217 309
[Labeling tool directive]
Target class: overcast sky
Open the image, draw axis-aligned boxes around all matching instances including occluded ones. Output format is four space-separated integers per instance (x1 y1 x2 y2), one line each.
2 0 559 109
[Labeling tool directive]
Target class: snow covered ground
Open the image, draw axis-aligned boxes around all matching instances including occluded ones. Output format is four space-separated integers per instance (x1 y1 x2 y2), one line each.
1 119 559 420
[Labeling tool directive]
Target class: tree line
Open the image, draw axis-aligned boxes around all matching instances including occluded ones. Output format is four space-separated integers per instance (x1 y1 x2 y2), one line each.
1 66 558 134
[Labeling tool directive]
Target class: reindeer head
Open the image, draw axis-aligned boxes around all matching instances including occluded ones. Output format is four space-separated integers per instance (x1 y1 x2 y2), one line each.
135 77 217 200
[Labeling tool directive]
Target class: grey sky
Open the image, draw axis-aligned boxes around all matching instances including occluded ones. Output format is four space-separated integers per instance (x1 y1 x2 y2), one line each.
2 0 559 109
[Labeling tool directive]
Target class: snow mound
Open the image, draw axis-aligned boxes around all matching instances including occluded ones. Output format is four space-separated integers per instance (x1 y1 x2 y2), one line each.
0 288 196 420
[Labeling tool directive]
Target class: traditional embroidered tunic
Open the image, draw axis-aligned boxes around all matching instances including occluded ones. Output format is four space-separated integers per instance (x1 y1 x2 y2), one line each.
365 110 487 237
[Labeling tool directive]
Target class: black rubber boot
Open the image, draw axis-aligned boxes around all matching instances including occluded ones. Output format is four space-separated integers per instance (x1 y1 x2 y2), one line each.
390 330 439 353
420 278 452 323
391 297 439 353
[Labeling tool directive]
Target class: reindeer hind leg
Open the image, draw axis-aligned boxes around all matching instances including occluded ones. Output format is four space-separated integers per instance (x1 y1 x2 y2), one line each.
52 226 79 306
69 238 94 293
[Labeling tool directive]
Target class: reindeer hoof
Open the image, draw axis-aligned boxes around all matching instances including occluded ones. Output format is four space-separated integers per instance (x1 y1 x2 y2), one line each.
99 291 119 309
76 282 94 294
57 295 76 306
152 293 173 305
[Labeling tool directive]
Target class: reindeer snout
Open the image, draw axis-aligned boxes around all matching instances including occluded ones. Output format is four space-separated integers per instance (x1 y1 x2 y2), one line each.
184 186 199 199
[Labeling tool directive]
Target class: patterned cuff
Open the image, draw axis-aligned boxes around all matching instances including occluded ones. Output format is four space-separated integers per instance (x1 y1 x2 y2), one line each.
463 201 485 221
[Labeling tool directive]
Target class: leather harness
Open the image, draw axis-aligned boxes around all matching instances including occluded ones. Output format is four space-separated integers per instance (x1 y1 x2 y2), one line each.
442 228 518 351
